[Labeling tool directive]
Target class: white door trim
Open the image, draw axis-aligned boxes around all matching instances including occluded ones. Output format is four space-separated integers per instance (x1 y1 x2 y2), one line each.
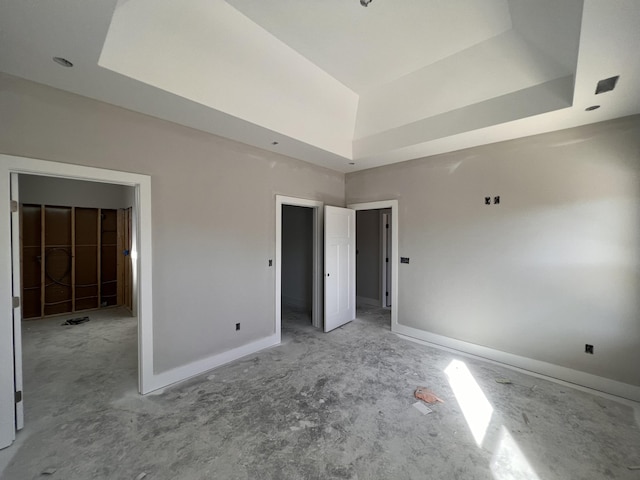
275 195 324 335
0 156 154 412
9 173 23 432
381 211 390 308
348 200 399 331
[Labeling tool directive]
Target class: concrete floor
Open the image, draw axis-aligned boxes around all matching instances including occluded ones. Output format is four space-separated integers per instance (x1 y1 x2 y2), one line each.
1 305 639 479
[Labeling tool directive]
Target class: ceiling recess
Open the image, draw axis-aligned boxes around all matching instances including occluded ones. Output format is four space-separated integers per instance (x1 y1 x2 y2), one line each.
52 57 73 67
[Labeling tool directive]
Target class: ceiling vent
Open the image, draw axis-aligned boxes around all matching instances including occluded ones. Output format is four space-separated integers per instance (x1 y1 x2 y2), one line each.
595 76 619 94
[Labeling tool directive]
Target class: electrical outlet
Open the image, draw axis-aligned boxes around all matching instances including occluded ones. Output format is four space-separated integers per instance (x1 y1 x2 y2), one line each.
236 323 241 331
485 197 491 205
268 259 272 266
400 257 410 264
585 344 594 354
494 196 500 205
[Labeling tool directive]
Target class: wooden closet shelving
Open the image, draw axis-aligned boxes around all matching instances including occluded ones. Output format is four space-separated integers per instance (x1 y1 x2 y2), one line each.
20 204 131 319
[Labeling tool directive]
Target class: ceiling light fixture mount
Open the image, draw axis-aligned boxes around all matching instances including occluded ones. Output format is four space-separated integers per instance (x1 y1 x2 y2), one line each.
53 57 73 67
585 105 600 111
360 0 373 7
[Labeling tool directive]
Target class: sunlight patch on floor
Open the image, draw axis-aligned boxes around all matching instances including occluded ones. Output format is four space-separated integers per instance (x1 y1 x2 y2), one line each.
445 359 541 479
491 426 541 480
445 359 494 446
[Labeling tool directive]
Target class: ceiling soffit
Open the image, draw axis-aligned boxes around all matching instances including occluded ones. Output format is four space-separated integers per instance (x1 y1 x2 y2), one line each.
99 0 582 164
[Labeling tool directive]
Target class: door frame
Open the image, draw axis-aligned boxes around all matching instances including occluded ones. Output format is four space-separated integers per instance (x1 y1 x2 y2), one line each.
9 174 22 431
275 195 323 335
381 210 392 308
348 200 399 330
0 154 154 449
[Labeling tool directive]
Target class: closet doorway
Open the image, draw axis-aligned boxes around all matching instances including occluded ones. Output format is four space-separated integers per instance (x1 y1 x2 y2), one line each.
19 175 134 318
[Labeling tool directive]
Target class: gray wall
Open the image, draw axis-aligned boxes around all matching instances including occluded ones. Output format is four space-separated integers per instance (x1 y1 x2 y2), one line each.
19 174 133 209
281 205 313 311
347 115 640 388
356 210 381 303
0 73 344 374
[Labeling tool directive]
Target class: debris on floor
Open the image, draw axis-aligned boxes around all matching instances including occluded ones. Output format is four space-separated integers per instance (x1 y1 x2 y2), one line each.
628 466 640 470
495 378 513 384
41 467 57 475
414 387 444 404
412 401 433 415
61 316 90 326
522 412 530 426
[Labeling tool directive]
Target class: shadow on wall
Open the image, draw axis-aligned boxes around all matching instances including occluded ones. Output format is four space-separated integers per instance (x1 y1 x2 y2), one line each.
281 205 313 316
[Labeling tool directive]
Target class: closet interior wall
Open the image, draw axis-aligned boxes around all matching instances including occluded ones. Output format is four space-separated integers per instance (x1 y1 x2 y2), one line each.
20 205 132 319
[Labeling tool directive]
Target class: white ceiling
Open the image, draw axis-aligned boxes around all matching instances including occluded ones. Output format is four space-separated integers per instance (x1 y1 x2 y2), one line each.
1 0 639 173
226 0 513 92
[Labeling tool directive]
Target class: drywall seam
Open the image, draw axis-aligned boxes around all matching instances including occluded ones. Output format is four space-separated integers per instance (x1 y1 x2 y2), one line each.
149 333 280 393
394 323 640 403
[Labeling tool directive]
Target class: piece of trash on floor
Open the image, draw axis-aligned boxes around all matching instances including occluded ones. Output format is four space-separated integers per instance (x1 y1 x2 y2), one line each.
414 387 444 404
495 378 512 384
61 316 90 326
41 467 57 475
135 473 148 480
412 401 433 415
522 412 530 426
628 466 640 471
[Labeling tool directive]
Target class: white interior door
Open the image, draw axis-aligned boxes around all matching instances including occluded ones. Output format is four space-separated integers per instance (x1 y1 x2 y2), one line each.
10 173 23 431
324 206 355 332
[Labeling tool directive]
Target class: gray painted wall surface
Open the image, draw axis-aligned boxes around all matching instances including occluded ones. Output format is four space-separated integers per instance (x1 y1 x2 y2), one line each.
0 74 344 373
347 116 640 387
281 205 313 311
356 210 380 302
19 174 133 209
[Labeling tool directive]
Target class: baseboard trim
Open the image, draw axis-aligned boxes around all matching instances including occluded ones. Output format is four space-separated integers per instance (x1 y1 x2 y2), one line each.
147 334 280 393
356 296 381 307
393 323 640 403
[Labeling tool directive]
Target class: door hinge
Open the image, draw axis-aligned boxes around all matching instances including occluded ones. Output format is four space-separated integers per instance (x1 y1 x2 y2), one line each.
11 200 18 213
12 296 20 308
15 391 22 403
386 292 389 297
386 258 389 263
386 224 389 229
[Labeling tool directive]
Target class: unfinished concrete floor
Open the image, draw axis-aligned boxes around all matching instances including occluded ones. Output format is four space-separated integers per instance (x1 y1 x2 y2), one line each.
1 305 639 480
